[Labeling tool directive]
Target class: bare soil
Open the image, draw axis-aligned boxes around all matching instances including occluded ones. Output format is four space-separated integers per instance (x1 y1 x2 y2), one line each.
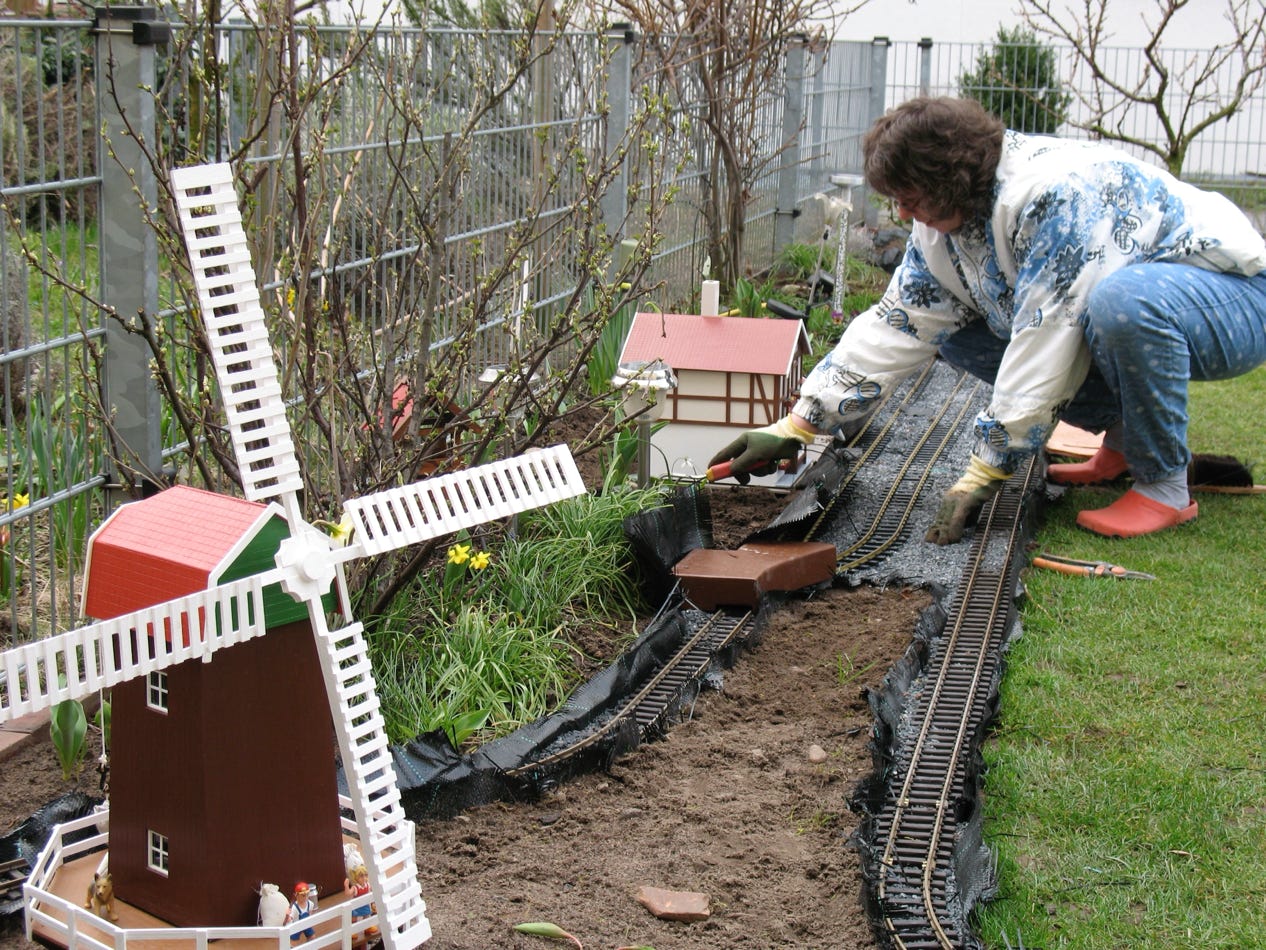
0 583 922 950
0 428 928 950
414 583 926 950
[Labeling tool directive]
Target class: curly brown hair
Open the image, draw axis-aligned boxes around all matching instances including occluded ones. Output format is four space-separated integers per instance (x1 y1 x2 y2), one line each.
863 97 1005 222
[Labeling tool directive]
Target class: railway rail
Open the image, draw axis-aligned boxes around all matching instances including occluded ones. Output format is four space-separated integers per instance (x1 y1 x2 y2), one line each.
870 456 1037 948
819 372 984 574
0 857 26 907
504 607 757 778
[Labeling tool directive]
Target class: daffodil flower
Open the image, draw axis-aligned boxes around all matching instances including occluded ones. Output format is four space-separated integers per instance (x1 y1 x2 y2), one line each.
470 550 491 571
3 492 30 512
328 515 354 547
447 543 471 565
312 515 354 546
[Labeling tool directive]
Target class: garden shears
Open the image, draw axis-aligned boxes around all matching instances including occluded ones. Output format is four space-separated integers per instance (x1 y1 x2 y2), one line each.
1031 552 1155 580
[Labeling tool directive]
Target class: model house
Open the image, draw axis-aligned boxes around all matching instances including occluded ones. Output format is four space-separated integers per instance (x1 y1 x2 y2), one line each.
618 312 812 479
619 312 810 428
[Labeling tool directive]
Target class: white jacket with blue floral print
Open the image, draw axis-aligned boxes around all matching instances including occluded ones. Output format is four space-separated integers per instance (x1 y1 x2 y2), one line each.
793 131 1266 471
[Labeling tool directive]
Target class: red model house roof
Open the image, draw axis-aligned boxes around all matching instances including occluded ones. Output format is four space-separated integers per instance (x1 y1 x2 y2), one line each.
619 312 810 377
82 485 278 621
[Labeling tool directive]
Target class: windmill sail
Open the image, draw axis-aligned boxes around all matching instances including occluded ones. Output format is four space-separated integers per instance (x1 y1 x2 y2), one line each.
171 163 302 504
345 444 585 555
0 571 276 723
315 615 433 947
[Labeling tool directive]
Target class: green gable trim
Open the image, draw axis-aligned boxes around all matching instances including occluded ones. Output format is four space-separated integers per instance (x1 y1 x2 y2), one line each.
218 515 336 628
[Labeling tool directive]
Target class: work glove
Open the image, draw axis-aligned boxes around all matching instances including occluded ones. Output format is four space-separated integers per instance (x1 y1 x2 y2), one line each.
708 416 816 485
925 455 1010 545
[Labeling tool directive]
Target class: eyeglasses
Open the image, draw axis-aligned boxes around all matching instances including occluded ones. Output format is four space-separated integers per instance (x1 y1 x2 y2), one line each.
893 192 931 218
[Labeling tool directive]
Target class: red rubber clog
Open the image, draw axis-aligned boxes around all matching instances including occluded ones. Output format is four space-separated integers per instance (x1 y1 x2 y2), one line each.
1076 489 1198 538
1047 445 1128 485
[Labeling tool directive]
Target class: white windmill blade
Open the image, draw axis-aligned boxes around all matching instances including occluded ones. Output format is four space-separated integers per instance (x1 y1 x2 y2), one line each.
0 569 279 725
341 444 587 557
310 613 433 949
170 163 303 506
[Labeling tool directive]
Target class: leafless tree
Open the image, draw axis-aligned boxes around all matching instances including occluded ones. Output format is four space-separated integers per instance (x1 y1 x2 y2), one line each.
597 0 855 289
52 0 688 609
1021 0 1266 175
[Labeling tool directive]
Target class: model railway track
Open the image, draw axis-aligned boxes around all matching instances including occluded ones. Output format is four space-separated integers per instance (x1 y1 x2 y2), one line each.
799 360 943 542
831 375 983 573
873 456 1038 949
505 608 756 777
0 856 27 905
795 360 985 577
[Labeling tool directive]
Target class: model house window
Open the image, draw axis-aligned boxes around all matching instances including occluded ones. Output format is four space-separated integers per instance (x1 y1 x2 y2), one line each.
147 830 169 875
146 671 169 712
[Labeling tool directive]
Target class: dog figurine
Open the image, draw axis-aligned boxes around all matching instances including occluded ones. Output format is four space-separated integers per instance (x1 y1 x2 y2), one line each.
84 872 119 921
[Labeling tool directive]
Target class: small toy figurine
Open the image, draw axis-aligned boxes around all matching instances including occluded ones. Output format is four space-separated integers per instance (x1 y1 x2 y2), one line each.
344 864 379 941
258 882 288 927
343 842 365 876
285 881 317 943
84 871 119 921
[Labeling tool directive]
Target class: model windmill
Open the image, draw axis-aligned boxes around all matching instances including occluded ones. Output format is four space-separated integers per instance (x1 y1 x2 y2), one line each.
2 162 586 948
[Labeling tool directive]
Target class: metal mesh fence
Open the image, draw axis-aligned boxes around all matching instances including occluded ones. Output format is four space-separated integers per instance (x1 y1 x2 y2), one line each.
3 22 1265 643
0 16 104 648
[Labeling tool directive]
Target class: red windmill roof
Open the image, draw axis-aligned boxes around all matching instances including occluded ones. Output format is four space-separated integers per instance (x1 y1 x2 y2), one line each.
82 485 277 621
619 312 810 377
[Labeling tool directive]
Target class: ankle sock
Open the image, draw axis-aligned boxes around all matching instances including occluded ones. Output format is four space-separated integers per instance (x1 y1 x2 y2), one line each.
1132 470 1191 510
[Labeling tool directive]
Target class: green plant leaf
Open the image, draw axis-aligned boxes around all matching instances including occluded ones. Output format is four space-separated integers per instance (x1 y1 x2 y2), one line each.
94 699 111 747
513 921 583 946
444 707 491 748
50 699 87 781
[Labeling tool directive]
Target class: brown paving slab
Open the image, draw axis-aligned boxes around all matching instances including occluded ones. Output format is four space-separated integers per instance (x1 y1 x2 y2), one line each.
672 541 836 609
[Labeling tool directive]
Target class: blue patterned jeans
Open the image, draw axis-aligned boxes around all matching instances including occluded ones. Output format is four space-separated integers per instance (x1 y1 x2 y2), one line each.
938 262 1266 483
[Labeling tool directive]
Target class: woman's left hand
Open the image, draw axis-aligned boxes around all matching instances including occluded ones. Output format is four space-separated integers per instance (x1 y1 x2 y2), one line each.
925 456 1010 545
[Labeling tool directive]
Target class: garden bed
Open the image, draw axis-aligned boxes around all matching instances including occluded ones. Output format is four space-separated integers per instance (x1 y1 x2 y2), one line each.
0 420 930 950
0 582 925 950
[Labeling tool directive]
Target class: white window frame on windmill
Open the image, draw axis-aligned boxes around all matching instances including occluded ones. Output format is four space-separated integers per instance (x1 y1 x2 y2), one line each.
146 670 169 713
147 829 170 876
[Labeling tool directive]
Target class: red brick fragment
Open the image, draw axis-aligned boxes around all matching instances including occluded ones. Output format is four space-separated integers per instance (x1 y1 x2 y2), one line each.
636 885 710 922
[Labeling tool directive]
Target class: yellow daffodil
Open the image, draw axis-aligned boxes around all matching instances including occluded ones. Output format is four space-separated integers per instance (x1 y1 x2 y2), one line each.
3 492 30 512
312 515 354 546
470 550 491 571
447 543 471 565
328 515 354 547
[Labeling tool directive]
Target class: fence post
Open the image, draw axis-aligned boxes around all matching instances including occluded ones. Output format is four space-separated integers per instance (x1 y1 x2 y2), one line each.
808 42 827 187
601 22 636 254
865 37 891 228
774 33 809 253
918 36 933 96
94 6 168 499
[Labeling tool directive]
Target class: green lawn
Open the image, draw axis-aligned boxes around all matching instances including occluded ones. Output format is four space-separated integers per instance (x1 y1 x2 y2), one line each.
974 366 1266 948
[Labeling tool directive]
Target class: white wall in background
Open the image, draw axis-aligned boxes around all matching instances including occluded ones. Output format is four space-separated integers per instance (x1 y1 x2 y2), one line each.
832 0 1245 48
